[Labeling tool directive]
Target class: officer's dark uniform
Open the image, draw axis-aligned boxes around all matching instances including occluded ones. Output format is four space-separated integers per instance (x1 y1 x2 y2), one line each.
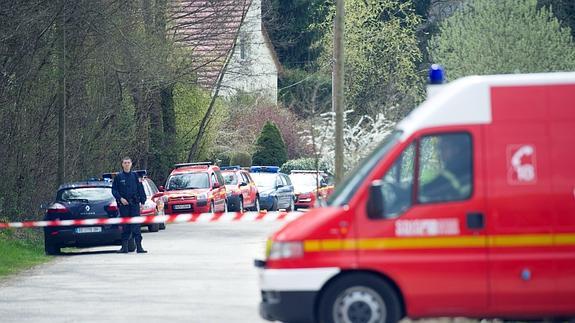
112 170 147 253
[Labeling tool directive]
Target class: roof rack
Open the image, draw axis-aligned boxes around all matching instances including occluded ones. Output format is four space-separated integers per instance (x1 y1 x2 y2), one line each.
250 166 280 173
173 162 213 169
220 165 241 171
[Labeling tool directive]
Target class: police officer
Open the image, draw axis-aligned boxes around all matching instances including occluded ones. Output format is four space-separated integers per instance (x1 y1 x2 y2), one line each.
112 157 148 254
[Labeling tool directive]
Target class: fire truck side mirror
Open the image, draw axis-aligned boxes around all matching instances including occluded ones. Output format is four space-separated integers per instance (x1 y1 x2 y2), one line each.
366 180 385 220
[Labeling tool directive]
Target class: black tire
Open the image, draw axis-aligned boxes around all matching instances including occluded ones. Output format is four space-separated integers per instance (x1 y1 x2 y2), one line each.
286 197 295 212
128 238 136 252
148 223 160 232
159 223 166 230
44 238 60 255
269 197 278 211
237 198 244 212
250 197 260 212
318 273 402 323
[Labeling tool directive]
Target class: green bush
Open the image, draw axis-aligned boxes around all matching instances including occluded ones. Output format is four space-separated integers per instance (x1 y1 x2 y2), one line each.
280 158 330 174
230 152 252 167
252 122 288 167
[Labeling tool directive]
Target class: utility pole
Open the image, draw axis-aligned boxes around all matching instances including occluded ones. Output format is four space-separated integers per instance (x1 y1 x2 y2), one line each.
57 0 66 186
333 0 345 184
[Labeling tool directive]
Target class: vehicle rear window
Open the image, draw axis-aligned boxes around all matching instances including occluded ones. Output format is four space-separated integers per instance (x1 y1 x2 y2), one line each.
166 173 210 190
58 187 113 202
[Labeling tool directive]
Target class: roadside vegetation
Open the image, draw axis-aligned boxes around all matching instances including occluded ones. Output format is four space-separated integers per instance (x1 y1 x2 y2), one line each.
0 229 48 278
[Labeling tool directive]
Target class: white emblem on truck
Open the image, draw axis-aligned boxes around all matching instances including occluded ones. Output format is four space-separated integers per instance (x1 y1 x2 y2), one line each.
507 144 537 184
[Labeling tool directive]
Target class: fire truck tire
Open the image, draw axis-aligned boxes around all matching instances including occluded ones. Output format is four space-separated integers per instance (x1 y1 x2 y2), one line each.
148 223 160 232
318 273 402 323
44 238 61 256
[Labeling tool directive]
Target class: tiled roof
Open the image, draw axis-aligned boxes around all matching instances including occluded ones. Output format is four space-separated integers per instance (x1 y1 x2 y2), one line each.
170 0 252 89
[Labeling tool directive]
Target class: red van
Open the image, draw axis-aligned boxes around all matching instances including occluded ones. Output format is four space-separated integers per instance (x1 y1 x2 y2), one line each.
256 71 575 323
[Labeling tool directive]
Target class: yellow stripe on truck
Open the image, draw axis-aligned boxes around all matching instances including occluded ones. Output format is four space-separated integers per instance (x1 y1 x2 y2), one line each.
302 234 575 252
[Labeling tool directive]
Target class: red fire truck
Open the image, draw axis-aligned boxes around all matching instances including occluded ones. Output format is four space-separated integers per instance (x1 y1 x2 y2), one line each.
256 69 575 323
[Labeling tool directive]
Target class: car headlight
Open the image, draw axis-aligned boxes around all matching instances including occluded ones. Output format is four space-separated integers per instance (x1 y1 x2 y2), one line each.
268 241 304 260
197 193 208 200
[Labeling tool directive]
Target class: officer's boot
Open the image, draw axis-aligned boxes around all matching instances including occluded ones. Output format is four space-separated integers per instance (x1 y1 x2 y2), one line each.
135 236 147 254
117 240 129 253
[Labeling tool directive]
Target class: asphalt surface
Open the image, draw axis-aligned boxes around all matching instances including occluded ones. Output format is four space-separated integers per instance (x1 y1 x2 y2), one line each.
0 222 283 323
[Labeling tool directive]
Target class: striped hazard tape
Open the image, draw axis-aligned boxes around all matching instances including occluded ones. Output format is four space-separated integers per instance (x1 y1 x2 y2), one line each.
0 211 304 229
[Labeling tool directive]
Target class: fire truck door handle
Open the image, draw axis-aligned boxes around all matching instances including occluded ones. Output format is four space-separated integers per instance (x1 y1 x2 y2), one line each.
466 212 484 230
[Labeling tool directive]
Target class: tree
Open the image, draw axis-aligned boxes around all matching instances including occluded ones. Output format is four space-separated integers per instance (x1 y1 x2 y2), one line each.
317 0 423 120
429 0 575 80
252 122 288 166
538 0 575 39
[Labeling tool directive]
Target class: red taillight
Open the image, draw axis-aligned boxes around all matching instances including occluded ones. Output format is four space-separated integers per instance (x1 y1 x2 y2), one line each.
106 201 119 212
47 203 68 214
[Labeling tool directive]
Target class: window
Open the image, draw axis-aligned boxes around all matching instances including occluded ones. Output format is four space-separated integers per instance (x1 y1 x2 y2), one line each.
379 144 415 218
418 133 472 203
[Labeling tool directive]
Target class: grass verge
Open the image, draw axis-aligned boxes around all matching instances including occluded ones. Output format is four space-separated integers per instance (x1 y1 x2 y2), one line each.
0 228 50 278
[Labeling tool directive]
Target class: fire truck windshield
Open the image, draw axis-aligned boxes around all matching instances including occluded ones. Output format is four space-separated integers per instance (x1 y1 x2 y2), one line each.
328 130 402 207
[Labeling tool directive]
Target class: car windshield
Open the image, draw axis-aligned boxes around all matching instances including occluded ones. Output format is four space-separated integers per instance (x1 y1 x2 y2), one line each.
58 187 113 202
166 173 209 190
250 173 277 189
329 130 402 206
222 172 238 185
289 174 321 190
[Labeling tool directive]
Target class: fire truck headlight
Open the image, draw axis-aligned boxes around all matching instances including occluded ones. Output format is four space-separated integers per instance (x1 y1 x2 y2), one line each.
268 241 304 260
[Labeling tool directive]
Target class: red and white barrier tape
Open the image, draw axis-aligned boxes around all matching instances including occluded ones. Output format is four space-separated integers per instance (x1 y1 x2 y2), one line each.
0 211 304 229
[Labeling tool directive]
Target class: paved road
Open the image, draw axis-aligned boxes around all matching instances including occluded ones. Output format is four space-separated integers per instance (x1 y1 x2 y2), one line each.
0 222 283 323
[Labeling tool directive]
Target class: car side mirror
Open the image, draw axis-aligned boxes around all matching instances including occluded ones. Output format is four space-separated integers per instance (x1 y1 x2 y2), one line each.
159 186 165 192
276 184 284 189
366 180 385 220
239 182 248 187
213 182 221 189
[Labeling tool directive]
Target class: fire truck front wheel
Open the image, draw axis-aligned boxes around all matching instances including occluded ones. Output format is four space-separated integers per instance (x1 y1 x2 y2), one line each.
318 273 402 323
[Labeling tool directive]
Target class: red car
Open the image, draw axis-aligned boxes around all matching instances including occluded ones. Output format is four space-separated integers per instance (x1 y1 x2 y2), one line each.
289 170 334 209
160 162 227 214
221 166 260 212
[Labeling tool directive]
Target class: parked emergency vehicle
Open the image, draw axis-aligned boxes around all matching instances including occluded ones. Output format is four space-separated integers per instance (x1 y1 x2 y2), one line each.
221 166 260 212
289 170 334 209
160 162 227 214
256 69 575 323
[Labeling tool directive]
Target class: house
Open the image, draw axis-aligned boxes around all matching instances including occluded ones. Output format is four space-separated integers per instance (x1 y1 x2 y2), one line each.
171 0 281 104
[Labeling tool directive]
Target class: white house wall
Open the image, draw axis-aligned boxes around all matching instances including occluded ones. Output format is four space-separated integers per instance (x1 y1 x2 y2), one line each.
219 0 278 104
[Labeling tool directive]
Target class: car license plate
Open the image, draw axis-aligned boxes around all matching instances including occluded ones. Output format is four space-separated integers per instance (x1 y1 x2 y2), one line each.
173 204 192 210
75 227 102 234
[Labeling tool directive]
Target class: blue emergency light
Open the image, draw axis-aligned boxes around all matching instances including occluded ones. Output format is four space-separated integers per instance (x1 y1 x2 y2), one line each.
250 166 280 173
428 64 445 85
